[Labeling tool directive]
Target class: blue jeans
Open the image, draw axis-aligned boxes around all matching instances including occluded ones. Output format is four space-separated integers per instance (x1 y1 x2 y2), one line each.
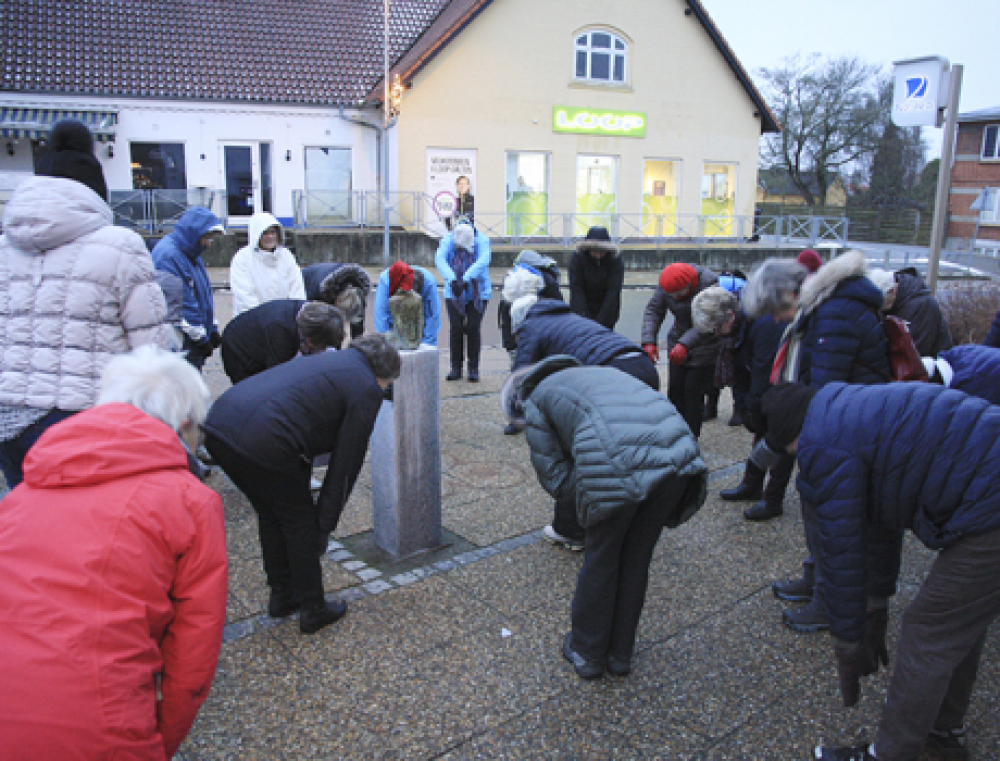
0 409 77 488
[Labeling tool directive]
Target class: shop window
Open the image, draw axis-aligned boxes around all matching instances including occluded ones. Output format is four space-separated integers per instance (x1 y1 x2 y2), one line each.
701 163 737 236
983 125 999 160
304 147 352 223
506 152 550 236
642 160 680 235
576 155 618 234
980 188 999 224
574 30 627 84
130 142 187 190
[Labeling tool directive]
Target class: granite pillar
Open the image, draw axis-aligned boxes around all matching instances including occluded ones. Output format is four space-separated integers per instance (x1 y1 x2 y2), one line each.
371 345 442 559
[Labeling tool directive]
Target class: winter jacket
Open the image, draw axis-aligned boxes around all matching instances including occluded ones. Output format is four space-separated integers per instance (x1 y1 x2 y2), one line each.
887 269 952 356
229 212 305 316
513 299 642 370
203 347 383 532
640 265 720 367
435 229 492 299
373 265 440 346
0 176 171 412
152 207 221 346
523 356 708 529
499 252 563 351
780 251 891 387
985 308 1000 348
568 243 625 329
0 404 228 759
220 298 305 384
941 344 1000 405
302 262 372 318
740 315 788 418
796 382 1000 643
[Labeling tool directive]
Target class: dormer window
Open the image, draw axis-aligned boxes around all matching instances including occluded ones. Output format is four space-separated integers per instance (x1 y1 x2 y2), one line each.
575 30 627 84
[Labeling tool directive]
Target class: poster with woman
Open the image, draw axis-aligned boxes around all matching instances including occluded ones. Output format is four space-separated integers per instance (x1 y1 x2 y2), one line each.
426 148 476 237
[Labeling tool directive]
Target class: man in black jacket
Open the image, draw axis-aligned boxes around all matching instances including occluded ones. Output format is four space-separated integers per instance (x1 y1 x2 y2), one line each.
220 300 345 384
203 335 400 635
568 227 624 330
885 268 952 356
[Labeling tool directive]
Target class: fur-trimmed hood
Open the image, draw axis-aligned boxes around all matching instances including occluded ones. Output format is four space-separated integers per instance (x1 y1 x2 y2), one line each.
320 263 372 301
798 250 868 316
575 238 620 258
692 286 738 334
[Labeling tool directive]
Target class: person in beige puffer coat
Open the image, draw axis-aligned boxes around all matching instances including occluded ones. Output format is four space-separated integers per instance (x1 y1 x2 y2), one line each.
0 120 171 487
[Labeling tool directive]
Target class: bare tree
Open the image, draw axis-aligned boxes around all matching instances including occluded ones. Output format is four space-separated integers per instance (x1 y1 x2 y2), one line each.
760 55 885 206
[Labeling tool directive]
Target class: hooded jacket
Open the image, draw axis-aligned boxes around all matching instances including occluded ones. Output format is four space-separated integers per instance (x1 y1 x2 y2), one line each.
513 299 641 370
780 251 890 387
302 262 373 320
229 213 305 316
887 269 952 356
374 265 440 346
940 344 1000 405
435 228 492 298
0 176 171 412
568 241 624 329
796 382 1000 643
152 207 222 345
640 265 720 366
523 356 708 529
220 298 306 384
203 347 384 532
0 404 228 759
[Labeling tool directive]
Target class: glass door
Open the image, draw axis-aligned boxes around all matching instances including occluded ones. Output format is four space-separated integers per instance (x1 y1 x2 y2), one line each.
575 155 618 235
221 142 273 224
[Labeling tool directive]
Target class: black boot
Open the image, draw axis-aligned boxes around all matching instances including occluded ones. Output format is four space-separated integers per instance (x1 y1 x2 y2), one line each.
299 598 348 635
446 368 462 381
267 586 300 618
743 500 783 521
782 598 829 633
720 460 765 501
562 633 604 680
772 562 815 602
467 366 480 383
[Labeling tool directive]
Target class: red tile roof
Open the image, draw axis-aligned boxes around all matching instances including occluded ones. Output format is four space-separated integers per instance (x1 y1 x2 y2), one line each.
1 0 452 106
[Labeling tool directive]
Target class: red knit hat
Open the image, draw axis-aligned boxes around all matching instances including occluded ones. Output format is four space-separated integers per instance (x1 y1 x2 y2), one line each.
388 260 414 295
659 263 698 294
797 249 823 274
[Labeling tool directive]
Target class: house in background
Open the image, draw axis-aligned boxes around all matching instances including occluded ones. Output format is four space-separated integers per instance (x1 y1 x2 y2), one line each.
755 168 847 209
947 107 1000 255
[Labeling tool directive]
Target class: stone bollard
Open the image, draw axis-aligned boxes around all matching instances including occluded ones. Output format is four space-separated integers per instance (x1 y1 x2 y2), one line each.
371 345 442 559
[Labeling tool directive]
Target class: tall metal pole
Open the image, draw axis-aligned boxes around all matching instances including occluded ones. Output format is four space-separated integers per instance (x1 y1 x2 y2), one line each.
926 64 963 294
383 0 391 268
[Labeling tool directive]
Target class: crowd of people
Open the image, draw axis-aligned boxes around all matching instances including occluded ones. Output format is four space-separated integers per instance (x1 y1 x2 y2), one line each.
0 121 997 761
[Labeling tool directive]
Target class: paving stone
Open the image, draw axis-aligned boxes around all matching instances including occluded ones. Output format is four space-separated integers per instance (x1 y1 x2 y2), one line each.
356 568 384 581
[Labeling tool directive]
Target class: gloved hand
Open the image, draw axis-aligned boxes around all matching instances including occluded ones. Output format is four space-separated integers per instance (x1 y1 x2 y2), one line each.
863 602 890 675
643 343 660 362
209 331 222 350
450 278 465 299
834 640 868 707
668 344 688 365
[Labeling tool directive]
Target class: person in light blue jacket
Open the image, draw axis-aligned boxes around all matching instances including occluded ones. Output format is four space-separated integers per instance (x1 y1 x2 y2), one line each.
435 220 491 381
373 261 440 347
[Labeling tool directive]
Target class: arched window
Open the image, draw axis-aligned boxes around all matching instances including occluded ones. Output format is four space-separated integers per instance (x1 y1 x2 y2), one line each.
574 30 627 84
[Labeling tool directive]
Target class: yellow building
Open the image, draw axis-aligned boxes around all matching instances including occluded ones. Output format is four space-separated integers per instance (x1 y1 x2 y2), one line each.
380 0 779 238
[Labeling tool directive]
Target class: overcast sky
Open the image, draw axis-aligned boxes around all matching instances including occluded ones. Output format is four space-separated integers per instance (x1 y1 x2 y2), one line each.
705 0 999 157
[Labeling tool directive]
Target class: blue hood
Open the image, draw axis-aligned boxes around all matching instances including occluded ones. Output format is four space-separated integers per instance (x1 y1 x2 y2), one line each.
171 207 223 259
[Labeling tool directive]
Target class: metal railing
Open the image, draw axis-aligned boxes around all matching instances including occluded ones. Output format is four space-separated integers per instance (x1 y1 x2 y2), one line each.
106 189 220 233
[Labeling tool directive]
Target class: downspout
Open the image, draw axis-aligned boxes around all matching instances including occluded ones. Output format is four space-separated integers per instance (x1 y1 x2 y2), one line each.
337 105 384 212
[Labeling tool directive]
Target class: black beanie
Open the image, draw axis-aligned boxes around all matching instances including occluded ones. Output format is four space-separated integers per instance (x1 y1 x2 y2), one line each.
35 120 109 201
762 382 819 451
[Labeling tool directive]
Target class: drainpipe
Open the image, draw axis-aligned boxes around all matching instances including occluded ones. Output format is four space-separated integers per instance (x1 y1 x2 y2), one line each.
337 105 383 224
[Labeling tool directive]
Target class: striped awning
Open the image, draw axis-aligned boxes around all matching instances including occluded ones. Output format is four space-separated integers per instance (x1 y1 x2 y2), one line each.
0 107 118 142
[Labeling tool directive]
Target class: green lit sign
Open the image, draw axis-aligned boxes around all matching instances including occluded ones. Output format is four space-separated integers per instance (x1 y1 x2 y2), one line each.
552 106 647 137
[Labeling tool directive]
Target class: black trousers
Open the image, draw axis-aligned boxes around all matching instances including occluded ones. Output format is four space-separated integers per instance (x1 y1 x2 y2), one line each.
569 475 694 662
205 434 325 607
446 298 485 371
667 363 715 438
605 354 660 391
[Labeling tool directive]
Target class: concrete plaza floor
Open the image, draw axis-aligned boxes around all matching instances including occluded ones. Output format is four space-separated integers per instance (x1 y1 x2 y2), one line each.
178 307 1000 759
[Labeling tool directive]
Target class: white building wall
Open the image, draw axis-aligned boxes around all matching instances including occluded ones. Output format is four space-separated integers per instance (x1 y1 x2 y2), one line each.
0 94 384 223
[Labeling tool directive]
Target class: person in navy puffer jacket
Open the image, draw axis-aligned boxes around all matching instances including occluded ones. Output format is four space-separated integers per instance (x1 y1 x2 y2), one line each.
922 343 1000 405
759 382 1000 761
152 207 225 370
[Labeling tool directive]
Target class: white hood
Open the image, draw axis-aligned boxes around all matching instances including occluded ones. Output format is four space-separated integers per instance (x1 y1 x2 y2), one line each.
1 176 111 254
247 211 284 264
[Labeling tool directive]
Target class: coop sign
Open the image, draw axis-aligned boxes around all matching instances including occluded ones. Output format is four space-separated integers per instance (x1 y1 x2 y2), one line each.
553 107 647 137
891 56 950 128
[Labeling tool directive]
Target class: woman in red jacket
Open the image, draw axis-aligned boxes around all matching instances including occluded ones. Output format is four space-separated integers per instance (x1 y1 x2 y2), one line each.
0 346 228 760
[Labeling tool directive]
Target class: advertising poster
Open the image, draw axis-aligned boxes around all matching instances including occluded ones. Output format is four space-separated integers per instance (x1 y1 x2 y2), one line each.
426 148 476 237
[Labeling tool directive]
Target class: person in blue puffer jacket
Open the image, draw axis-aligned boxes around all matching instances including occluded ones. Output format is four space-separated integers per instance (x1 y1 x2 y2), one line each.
152 207 225 370
923 343 1000 405
757 381 1000 761
435 219 491 382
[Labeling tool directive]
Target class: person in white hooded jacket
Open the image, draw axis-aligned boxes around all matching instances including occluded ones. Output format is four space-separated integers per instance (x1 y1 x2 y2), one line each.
229 212 305 316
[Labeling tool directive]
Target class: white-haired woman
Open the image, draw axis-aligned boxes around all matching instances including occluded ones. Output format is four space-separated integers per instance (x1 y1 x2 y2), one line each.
0 346 228 759
435 220 491 381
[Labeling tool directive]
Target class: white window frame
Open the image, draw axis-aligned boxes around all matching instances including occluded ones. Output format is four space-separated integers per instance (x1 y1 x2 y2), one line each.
574 30 627 85
982 125 1000 161
981 187 1000 224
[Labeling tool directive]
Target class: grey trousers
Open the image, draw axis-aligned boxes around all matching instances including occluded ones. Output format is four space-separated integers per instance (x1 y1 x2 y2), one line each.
875 527 1000 761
